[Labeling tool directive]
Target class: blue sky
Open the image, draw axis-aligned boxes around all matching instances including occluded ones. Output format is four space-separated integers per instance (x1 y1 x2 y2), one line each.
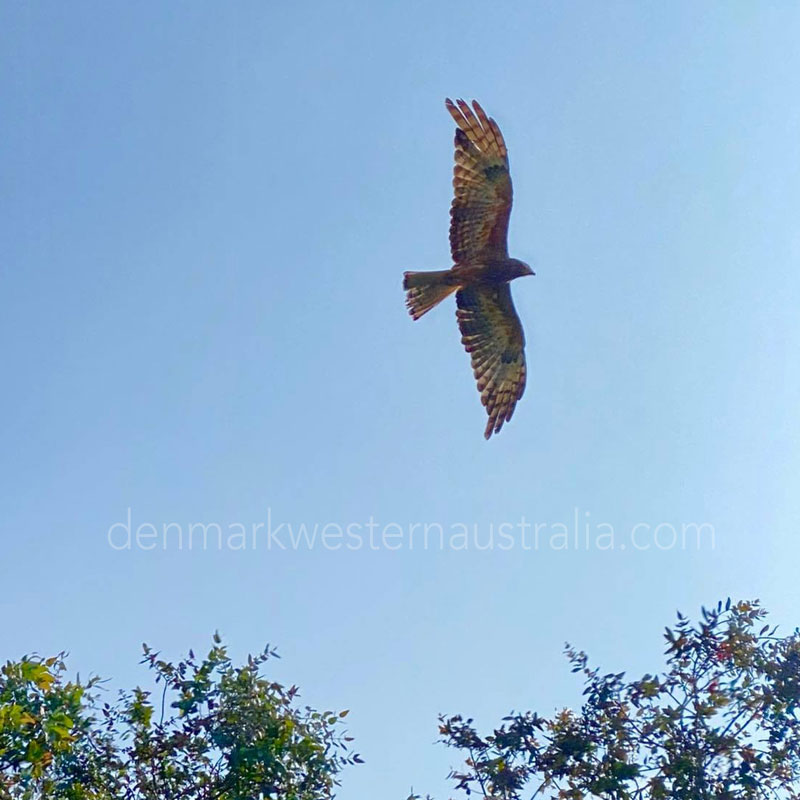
2 2 800 797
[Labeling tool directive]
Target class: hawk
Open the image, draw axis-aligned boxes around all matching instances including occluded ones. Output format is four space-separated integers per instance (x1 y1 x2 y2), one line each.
403 99 534 439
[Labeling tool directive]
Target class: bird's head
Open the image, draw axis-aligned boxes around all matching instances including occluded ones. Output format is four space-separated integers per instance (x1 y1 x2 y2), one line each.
510 259 535 278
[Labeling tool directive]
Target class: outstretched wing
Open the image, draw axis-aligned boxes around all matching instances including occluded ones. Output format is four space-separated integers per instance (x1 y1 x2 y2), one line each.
446 98 513 265
456 284 526 439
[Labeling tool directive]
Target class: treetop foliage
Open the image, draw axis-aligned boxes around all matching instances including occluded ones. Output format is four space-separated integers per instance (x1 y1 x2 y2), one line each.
437 600 800 800
0 634 360 800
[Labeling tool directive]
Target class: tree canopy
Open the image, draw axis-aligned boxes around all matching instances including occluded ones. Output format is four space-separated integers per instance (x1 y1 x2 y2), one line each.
437 600 800 800
0 635 360 800
5 601 800 800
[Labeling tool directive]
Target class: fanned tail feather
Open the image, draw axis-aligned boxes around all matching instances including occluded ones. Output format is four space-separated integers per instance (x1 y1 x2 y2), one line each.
403 270 457 320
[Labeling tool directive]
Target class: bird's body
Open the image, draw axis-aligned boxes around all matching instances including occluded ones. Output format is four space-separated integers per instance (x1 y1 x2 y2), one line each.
403 99 533 439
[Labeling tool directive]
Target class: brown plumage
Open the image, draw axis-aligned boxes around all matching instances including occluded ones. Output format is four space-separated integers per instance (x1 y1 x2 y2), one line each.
403 99 534 439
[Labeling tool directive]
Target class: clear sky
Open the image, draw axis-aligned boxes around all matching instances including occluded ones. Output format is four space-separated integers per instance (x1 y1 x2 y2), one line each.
2 2 800 798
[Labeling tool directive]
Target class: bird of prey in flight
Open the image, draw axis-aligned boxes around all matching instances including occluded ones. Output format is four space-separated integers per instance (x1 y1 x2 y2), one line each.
403 98 533 439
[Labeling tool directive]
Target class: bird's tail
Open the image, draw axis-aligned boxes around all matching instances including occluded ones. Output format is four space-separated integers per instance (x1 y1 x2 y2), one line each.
403 270 458 320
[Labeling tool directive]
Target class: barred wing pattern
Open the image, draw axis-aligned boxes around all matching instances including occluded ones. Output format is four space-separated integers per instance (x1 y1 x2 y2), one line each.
456 284 527 439
446 98 513 264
